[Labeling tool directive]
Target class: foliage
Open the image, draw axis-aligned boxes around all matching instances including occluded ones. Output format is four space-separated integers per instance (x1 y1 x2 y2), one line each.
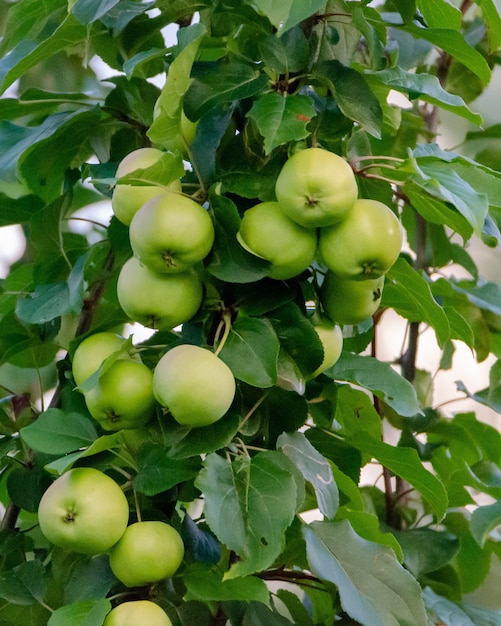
1 1 501 625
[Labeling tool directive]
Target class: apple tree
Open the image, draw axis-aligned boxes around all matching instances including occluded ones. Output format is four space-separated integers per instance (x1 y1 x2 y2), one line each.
2 1 501 625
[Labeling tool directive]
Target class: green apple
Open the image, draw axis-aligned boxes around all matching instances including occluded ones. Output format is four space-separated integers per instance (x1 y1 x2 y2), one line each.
104 601 172 626
236 201 317 279
318 198 403 279
117 257 204 331
310 319 343 377
109 521 184 587
112 148 182 226
129 193 215 274
320 272 385 326
72 332 137 387
153 344 235 427
275 147 358 228
38 467 129 555
83 360 156 431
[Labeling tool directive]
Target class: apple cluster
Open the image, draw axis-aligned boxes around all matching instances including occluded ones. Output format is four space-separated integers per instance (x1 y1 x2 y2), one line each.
37 467 182 625
112 147 214 331
237 147 403 327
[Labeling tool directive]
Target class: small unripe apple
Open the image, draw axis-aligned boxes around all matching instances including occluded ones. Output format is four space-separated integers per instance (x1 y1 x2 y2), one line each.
104 601 172 626
153 344 236 427
38 468 129 555
84 359 157 431
109 521 184 587
111 148 182 226
72 332 137 387
237 201 317 279
320 273 385 326
275 147 358 228
129 193 215 273
117 257 204 331
318 198 403 279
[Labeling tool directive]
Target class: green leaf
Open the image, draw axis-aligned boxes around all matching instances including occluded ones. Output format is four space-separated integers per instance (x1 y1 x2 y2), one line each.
147 23 206 152
0 14 90 94
0 0 67 56
391 528 460 578
404 182 473 242
0 559 47 605
477 0 501 53
471 500 501 547
195 451 300 578
346 430 448 521
277 431 339 520
246 93 316 154
316 60 383 138
382 257 450 348
303 520 427 626
371 67 482 125
63 555 117 603
47 599 111 626
399 23 491 85
167 414 242 459
416 0 462 29
248 0 326 35
218 313 279 388
71 0 121 23
328 352 421 417
20 409 98 455
185 62 269 121
134 445 201 496
44 433 123 475
184 563 270 605
258 27 309 74
7 466 52 513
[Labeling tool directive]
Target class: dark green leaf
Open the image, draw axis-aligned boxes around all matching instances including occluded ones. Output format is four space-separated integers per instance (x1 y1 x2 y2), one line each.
316 60 383 138
382 258 450 347
372 67 482 125
134 445 201 496
346 431 448 521
246 93 316 154
47 599 111 626
0 559 47 605
248 0 326 35
183 563 270 604
399 23 491 85
218 313 279 387
304 520 427 626
328 352 421 417
258 27 309 74
7 466 52 513
71 0 121 23
167 413 241 459
63 555 116 603
20 409 97 455
195 451 300 578
185 63 269 121
391 528 460 578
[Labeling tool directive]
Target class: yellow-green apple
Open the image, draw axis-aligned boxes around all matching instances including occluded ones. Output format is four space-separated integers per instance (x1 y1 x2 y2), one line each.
318 198 402 279
38 467 129 555
72 332 137 387
310 319 343 377
109 521 184 587
129 193 214 273
153 344 235 427
237 201 317 279
104 601 172 626
117 257 204 330
275 147 358 227
111 148 182 226
83 360 156 431
320 272 385 325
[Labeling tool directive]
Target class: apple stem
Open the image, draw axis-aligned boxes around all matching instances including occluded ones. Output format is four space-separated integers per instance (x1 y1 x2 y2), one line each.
133 486 142 522
213 313 232 357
